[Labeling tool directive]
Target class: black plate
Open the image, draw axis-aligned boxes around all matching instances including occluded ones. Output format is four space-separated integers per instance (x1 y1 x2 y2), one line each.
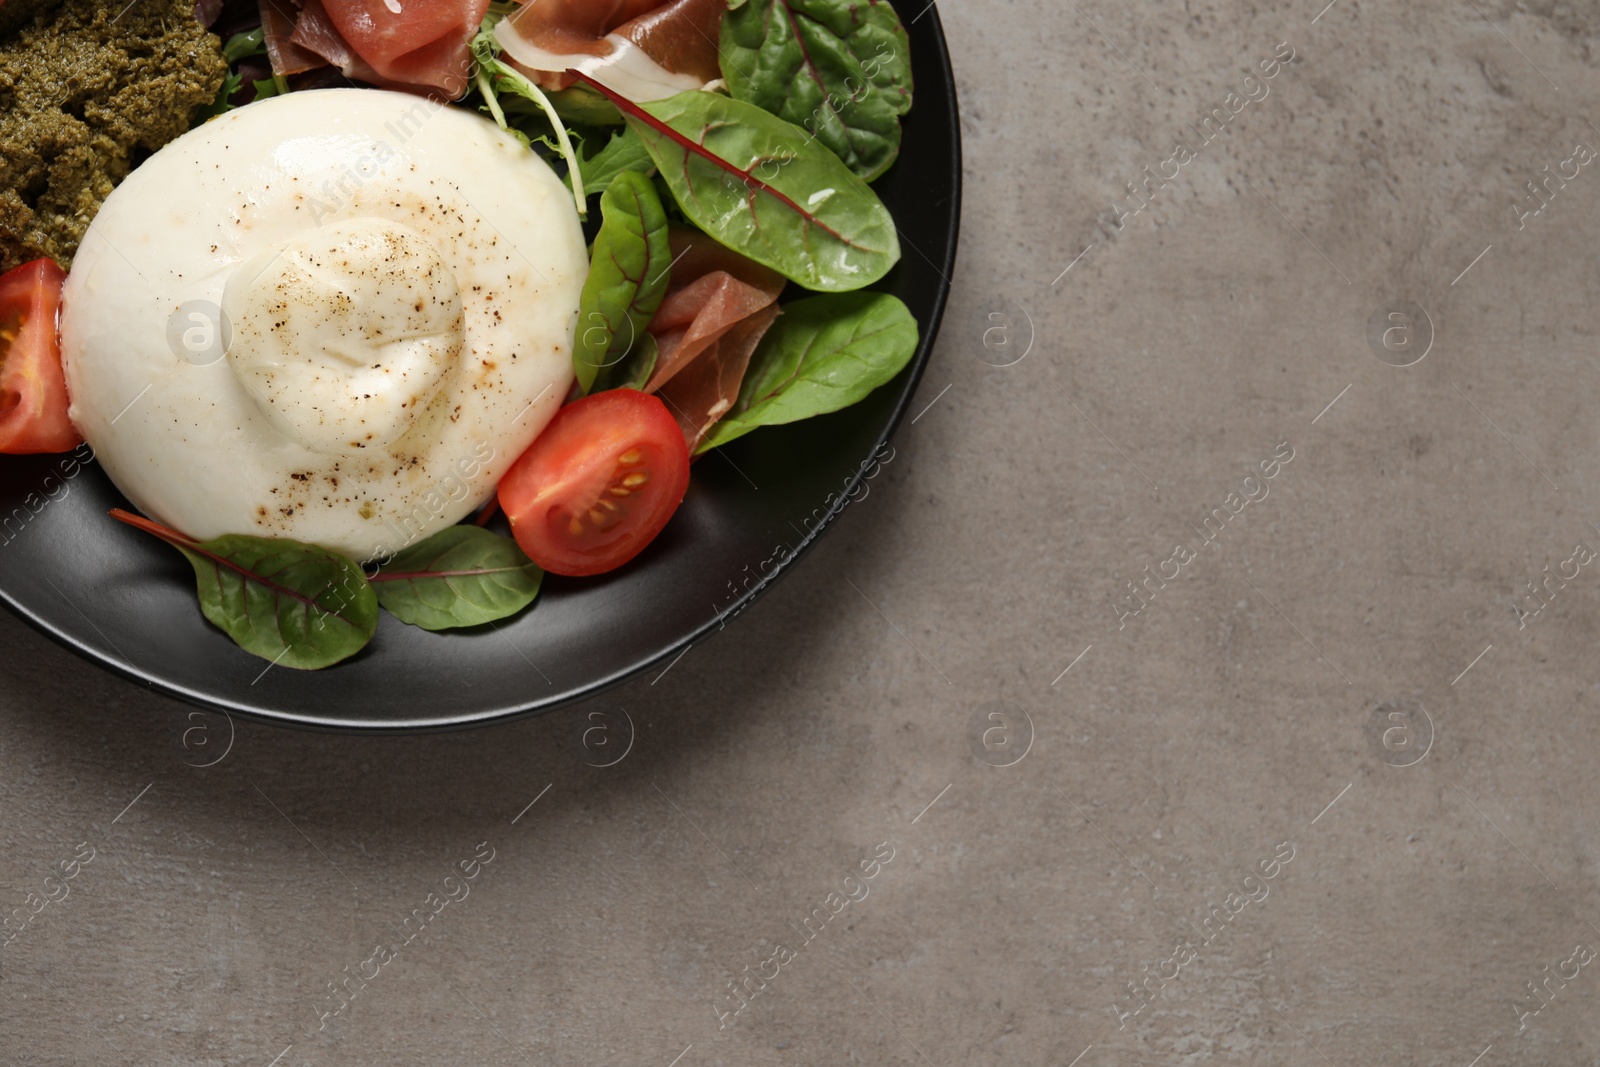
0 5 961 732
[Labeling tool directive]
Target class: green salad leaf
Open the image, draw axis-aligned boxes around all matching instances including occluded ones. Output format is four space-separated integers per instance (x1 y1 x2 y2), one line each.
370 525 542 631
194 28 269 122
720 0 913 181
223 27 267 65
252 75 288 101
110 509 376 670
699 292 918 452
574 171 673 394
576 126 656 196
573 74 900 293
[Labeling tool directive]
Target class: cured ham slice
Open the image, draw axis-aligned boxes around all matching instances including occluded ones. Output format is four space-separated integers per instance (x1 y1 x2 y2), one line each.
258 0 488 97
290 0 375 77
320 0 488 96
260 0 328 77
653 304 780 451
644 228 785 450
495 0 725 102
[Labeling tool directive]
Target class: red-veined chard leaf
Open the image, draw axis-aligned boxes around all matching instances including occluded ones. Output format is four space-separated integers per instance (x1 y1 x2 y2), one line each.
575 171 672 394
370 525 542 632
720 0 913 181
699 292 918 453
110 508 376 670
570 72 900 293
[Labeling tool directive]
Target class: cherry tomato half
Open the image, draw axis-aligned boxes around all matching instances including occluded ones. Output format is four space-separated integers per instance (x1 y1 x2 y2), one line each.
0 259 78 454
498 389 690 577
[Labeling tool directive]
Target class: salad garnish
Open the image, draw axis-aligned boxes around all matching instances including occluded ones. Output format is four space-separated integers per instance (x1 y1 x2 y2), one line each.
698 291 920 452
720 0 915 181
573 69 902 291
109 508 379 671
112 508 546 668
573 171 672 394
369 525 544 633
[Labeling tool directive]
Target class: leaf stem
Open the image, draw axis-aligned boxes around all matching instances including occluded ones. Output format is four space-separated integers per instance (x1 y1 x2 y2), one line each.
487 62 586 218
476 66 511 131
369 566 525 582
109 509 362 625
109 507 195 548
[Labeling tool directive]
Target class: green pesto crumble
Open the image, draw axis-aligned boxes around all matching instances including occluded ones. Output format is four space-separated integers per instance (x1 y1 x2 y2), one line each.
0 0 227 273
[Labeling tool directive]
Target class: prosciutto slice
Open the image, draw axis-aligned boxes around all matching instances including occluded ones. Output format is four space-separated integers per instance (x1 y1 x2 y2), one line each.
260 0 329 77
290 0 376 76
645 228 785 450
259 0 488 97
495 0 725 102
321 0 488 96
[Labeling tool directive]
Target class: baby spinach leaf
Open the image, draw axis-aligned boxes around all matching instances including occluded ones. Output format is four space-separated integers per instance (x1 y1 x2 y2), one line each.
370 525 542 631
576 126 656 196
571 73 900 293
699 292 918 453
720 0 913 181
110 509 376 670
574 171 672 394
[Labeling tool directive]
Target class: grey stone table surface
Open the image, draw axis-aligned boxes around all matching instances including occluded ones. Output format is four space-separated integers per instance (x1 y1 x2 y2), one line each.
7 1 1600 1064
